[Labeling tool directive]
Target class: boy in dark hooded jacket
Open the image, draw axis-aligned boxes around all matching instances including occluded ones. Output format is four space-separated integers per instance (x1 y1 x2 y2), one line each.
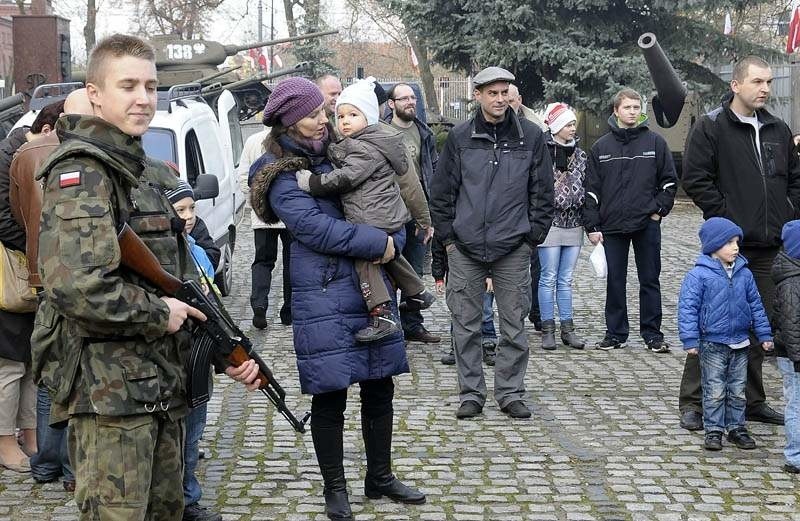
771 219 800 474
295 77 435 343
679 217 773 452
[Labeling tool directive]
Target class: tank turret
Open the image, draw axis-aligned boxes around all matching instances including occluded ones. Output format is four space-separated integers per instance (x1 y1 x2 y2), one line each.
150 29 337 87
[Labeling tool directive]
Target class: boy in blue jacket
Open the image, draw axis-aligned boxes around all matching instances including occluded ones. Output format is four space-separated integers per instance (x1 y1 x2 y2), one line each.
678 217 773 451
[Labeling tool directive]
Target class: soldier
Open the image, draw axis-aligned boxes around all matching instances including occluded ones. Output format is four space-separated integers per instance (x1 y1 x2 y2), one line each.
33 34 258 520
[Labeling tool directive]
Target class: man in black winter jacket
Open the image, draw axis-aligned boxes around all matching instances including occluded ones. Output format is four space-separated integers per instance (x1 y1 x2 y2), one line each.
679 55 800 430
430 66 554 420
583 88 678 353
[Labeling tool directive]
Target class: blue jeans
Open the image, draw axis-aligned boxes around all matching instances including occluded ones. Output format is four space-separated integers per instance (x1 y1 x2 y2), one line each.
400 221 426 334
29 386 73 483
537 245 581 321
450 292 497 346
778 357 800 467
183 402 208 505
699 341 748 433
482 292 497 342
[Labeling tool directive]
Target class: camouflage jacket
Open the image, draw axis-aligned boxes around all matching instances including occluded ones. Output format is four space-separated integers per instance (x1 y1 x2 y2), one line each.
33 114 194 422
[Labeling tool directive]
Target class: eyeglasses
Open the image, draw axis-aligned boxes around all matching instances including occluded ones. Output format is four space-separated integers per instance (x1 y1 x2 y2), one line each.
392 96 417 103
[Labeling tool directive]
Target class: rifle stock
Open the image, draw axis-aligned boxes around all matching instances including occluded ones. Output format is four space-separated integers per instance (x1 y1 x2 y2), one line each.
117 223 309 433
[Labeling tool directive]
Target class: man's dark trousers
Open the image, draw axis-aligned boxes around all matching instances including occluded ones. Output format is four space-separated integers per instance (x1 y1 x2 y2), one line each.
250 228 292 314
678 246 776 414
529 251 541 321
602 219 663 343
400 221 426 335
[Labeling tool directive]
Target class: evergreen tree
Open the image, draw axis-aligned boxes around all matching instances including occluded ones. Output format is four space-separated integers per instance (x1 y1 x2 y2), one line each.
385 0 776 113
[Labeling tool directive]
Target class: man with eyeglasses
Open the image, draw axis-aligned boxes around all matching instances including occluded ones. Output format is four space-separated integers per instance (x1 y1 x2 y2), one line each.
384 83 440 344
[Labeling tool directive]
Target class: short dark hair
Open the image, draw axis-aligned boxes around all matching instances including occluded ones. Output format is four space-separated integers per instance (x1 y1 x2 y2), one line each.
30 99 65 134
387 83 412 100
612 88 642 110
732 56 770 82
87 34 155 87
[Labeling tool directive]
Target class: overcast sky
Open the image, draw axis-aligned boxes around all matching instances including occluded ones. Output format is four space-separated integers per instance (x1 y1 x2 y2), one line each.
55 0 378 64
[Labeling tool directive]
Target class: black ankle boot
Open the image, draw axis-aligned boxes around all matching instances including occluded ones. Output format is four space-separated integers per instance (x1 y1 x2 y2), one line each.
311 424 353 521
541 319 556 350
560 319 585 349
362 412 426 504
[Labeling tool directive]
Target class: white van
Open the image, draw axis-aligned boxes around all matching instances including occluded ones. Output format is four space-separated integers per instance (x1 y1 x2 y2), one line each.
15 83 246 295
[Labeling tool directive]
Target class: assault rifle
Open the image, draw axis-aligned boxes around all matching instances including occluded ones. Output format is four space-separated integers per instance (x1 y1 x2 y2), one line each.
117 223 310 433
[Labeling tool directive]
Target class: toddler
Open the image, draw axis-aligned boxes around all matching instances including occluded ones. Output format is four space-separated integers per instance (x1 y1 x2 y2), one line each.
678 217 772 451
296 77 434 342
771 219 800 474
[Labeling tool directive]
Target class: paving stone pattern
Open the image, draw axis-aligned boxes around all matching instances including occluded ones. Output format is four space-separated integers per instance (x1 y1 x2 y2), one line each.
2 200 798 520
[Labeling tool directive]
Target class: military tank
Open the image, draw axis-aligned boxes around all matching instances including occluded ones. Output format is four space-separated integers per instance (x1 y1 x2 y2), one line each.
149 29 337 121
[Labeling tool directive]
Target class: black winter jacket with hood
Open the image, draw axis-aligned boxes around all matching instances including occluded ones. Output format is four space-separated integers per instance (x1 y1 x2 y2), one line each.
583 115 677 235
429 107 554 263
683 95 800 249
772 250 800 371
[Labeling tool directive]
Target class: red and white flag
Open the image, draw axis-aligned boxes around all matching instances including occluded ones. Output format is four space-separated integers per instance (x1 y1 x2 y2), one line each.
788 1 800 54
723 12 733 36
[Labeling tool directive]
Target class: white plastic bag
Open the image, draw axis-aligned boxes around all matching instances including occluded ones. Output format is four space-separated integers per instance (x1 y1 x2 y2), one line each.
589 243 607 278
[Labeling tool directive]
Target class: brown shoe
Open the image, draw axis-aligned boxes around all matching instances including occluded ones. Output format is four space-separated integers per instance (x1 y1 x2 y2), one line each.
405 327 440 343
63 480 76 493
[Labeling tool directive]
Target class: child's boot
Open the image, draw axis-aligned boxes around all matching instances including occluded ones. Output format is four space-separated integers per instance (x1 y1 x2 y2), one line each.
355 304 400 343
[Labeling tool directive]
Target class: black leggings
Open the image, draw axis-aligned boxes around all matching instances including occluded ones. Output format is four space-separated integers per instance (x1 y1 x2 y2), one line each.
311 377 394 428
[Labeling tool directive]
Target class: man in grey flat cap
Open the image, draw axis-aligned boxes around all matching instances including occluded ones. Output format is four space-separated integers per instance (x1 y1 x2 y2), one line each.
429 66 554 420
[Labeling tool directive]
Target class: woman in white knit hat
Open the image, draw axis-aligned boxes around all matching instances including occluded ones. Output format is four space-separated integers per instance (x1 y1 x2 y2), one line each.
538 102 588 351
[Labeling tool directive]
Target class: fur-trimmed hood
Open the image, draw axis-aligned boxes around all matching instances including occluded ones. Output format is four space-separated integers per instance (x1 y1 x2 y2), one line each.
249 155 309 223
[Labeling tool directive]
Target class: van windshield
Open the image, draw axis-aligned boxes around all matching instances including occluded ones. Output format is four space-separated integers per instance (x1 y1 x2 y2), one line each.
142 128 177 162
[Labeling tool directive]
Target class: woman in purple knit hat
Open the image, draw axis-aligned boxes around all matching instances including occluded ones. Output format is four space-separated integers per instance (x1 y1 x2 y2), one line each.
248 77 425 521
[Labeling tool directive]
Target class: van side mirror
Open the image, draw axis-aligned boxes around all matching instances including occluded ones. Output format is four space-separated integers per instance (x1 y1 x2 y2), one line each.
193 174 219 200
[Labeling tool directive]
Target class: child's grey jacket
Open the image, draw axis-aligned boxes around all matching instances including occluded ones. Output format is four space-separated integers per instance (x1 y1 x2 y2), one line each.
308 123 411 233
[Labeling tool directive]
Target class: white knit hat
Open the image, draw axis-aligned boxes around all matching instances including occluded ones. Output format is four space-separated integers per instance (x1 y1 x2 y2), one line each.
336 76 380 126
544 102 577 135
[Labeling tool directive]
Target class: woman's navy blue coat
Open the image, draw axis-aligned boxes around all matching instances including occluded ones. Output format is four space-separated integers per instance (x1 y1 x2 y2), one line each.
265 155 410 395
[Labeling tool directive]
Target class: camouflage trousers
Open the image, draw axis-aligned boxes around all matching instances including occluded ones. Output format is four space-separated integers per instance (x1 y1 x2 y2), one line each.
68 413 185 521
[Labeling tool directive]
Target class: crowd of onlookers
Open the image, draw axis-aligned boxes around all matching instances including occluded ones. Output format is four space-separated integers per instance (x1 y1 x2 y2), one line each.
1 38 799 521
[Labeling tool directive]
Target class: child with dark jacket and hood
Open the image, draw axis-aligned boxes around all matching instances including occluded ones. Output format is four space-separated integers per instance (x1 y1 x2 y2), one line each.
295 77 435 343
771 219 800 474
678 217 773 452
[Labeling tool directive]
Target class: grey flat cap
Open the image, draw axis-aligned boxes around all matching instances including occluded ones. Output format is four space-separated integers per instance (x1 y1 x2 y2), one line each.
473 66 515 87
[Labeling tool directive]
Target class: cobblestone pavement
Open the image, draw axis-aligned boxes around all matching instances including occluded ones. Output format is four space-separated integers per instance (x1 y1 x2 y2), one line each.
3 200 799 521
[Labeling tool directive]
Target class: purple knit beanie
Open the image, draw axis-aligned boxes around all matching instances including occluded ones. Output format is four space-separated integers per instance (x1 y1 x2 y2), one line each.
262 77 325 128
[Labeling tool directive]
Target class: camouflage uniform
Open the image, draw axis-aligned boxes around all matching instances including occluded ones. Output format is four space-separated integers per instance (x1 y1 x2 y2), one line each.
32 114 195 521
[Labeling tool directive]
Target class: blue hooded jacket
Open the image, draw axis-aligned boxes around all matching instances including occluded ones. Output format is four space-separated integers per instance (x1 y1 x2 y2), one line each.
250 136 410 395
678 254 772 350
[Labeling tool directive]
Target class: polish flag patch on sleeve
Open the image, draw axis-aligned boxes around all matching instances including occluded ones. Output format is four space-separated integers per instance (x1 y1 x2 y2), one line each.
59 171 81 188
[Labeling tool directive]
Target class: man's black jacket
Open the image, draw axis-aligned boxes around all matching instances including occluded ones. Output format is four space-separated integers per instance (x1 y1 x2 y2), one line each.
583 115 677 235
683 95 800 249
429 107 554 263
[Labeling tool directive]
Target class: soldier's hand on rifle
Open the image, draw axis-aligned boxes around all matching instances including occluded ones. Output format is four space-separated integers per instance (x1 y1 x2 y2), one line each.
161 296 207 333
225 359 261 392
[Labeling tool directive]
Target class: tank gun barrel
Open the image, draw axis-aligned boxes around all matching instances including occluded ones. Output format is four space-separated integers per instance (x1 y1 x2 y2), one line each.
197 65 242 85
0 93 25 113
223 29 338 56
637 32 687 128
220 62 312 92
